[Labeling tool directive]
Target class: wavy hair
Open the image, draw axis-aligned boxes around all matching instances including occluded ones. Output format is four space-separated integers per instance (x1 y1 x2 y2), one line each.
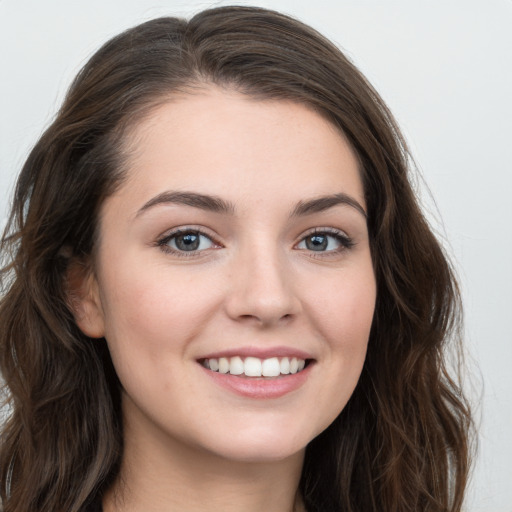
0 6 472 512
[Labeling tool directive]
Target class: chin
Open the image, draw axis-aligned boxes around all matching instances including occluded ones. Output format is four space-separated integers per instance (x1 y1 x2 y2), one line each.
213 443 305 464
197 423 314 464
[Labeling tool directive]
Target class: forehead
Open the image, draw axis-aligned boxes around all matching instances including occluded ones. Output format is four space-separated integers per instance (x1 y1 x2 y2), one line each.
113 86 364 213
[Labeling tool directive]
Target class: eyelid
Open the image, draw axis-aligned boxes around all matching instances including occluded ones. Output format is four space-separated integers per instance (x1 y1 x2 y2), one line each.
156 225 223 257
294 227 355 253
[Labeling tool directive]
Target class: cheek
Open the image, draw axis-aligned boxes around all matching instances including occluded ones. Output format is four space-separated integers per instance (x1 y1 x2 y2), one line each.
306 267 376 348
302 265 375 417
98 262 222 364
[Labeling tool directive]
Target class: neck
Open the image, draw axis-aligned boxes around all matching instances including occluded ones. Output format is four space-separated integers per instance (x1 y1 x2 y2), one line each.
102 403 305 512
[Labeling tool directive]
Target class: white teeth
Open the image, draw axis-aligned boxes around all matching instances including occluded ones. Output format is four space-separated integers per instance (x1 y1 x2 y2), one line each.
244 357 262 377
203 356 308 377
229 356 244 375
262 357 280 377
218 357 230 374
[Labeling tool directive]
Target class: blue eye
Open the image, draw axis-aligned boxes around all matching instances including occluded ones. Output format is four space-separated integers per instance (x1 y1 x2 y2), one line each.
296 231 353 252
162 230 215 252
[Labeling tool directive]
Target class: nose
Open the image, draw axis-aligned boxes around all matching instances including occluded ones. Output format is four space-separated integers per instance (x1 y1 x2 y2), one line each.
224 243 301 327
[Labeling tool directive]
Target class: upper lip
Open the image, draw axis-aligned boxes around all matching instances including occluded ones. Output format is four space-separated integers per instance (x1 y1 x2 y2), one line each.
198 346 314 361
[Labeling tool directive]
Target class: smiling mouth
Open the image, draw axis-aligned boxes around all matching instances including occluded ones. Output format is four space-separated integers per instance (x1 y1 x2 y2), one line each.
200 356 312 378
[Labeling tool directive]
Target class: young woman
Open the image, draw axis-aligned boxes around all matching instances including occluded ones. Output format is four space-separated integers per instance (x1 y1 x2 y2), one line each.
0 6 472 512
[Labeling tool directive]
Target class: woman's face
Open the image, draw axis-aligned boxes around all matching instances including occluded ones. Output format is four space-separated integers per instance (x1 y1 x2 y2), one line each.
78 87 376 463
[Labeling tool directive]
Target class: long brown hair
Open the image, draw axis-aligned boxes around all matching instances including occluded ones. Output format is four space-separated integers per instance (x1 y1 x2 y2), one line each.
0 6 472 512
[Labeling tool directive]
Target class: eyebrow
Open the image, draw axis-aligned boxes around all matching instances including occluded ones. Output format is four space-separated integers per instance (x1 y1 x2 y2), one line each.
291 193 367 218
136 191 235 217
136 191 366 219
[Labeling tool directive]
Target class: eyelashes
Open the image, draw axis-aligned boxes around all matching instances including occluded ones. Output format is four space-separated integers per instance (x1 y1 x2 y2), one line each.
157 228 220 257
156 226 354 259
296 228 354 253
159 229 218 253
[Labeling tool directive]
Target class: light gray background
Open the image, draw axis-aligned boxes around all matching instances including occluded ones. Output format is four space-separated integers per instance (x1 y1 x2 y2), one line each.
1 1 511 510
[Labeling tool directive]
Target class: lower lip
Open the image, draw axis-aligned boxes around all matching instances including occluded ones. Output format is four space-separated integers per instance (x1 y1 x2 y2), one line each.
200 364 313 399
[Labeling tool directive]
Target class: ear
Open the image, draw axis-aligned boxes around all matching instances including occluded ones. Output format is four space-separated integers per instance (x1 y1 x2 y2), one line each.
65 258 105 339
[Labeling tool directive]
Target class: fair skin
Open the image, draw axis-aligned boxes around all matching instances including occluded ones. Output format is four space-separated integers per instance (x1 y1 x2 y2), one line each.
75 86 376 512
